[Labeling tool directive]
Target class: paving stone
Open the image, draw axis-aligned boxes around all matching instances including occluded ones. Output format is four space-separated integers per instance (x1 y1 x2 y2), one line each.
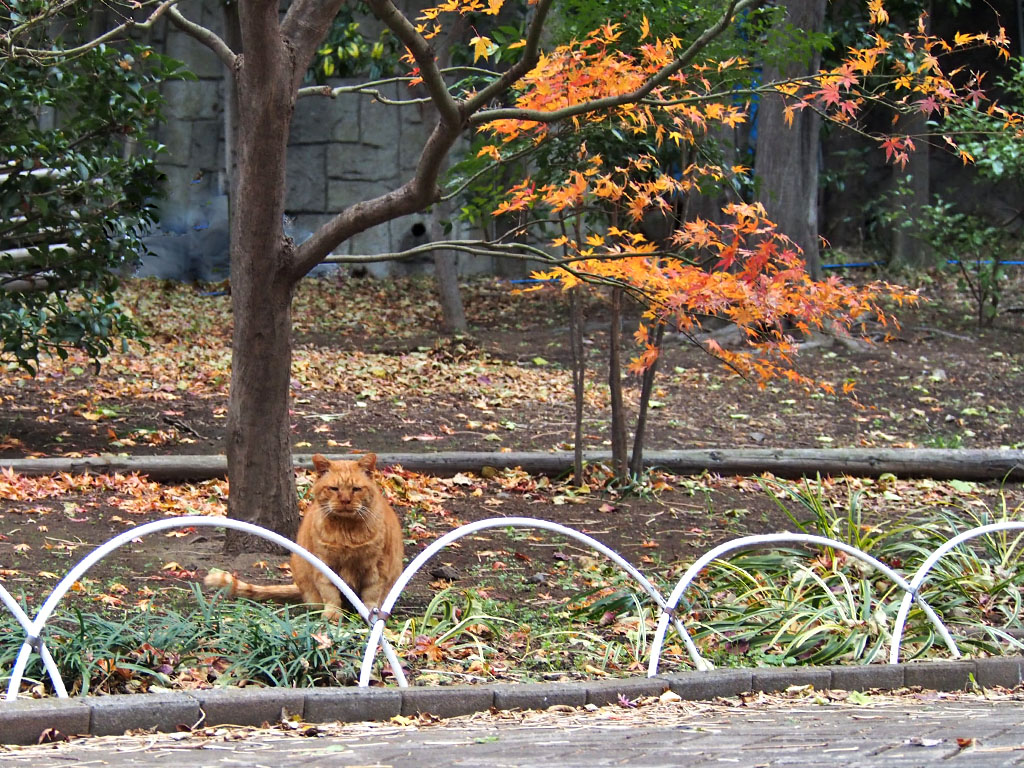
903 660 978 691
303 687 402 722
827 663 905 692
662 668 753 700
492 681 587 711
89 692 200 737
975 656 1024 689
194 687 306 727
0 698 91 746
400 685 494 718
750 666 832 693
584 676 668 707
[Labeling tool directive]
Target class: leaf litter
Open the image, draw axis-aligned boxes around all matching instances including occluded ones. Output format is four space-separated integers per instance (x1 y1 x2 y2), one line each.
0 274 1021 685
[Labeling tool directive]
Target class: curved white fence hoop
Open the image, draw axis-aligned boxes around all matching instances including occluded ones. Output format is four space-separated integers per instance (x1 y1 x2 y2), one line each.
890 521 1024 664
0 582 66 697
356 516 706 687
6 516 1022 700
3 516 408 701
646 532 960 677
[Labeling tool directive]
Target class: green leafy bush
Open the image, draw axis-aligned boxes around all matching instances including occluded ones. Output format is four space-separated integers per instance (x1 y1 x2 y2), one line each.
1 26 189 371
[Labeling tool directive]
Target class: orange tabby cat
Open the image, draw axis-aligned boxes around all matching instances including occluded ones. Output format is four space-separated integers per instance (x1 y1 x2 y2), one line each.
205 453 404 621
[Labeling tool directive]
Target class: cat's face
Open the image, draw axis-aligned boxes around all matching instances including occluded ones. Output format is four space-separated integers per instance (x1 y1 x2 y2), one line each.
311 453 377 519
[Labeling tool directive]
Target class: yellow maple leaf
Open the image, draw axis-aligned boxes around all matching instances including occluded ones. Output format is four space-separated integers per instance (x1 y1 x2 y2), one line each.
470 35 494 62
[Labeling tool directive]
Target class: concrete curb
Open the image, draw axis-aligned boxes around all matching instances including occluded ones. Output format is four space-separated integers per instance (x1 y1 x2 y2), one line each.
2 656 1021 746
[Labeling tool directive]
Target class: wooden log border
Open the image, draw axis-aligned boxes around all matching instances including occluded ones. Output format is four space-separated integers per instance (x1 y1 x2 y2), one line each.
1 448 1021 482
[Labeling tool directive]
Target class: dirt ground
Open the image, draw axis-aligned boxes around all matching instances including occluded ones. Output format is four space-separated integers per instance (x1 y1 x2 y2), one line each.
0 272 1022 612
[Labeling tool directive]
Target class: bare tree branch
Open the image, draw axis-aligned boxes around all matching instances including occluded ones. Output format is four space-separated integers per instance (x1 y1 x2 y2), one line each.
3 0 180 60
322 238 555 264
167 6 238 69
365 0 461 127
321 237 696 267
295 66 508 100
297 81 433 106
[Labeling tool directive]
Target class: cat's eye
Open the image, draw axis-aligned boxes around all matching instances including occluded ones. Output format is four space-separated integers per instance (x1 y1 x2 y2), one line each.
351 486 363 493
327 485 339 492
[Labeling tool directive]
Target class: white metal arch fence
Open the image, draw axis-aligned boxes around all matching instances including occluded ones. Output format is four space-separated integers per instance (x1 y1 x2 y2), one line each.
2 515 1022 701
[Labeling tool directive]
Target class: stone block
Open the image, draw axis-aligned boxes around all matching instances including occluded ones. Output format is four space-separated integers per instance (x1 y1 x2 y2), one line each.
88 692 200 737
492 682 587 711
975 656 1024 689
326 180 392 214
0 698 91 746
293 93 358 145
359 90 400 148
584 677 668 707
327 142 397 183
662 668 752 700
348 224 394 262
286 144 328 213
750 666 832 693
331 95 362 143
139 232 192 279
189 118 222 172
303 687 401 723
194 687 305 727
903 660 978 691
828 664 904 692
163 78 223 122
157 118 193 160
400 685 494 718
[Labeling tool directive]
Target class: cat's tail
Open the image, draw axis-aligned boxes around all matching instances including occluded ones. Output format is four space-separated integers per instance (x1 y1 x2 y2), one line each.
204 569 303 602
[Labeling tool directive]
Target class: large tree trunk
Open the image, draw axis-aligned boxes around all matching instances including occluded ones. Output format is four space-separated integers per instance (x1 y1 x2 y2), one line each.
224 4 302 549
754 0 827 279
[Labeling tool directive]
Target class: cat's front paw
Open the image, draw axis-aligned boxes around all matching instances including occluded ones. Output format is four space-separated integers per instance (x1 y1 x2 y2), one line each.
322 605 344 623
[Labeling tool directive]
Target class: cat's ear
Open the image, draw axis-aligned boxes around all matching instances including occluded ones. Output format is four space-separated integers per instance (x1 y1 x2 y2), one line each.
312 454 332 474
357 453 377 472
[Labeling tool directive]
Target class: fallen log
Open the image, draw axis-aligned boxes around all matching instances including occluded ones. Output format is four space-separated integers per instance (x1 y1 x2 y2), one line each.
1 448 1021 482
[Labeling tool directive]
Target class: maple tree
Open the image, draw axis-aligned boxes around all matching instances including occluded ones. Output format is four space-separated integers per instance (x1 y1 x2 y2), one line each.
3 0 1021 542
465 2 1019 478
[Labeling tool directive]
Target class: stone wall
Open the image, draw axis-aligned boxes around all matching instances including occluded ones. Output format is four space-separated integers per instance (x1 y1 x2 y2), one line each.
138 0 499 281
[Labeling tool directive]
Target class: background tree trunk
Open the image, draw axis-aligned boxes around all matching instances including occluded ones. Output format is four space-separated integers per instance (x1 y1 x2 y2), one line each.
423 14 468 335
607 287 628 479
628 321 665 479
889 4 932 268
754 0 827 279
433 249 468 333
569 285 586 482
